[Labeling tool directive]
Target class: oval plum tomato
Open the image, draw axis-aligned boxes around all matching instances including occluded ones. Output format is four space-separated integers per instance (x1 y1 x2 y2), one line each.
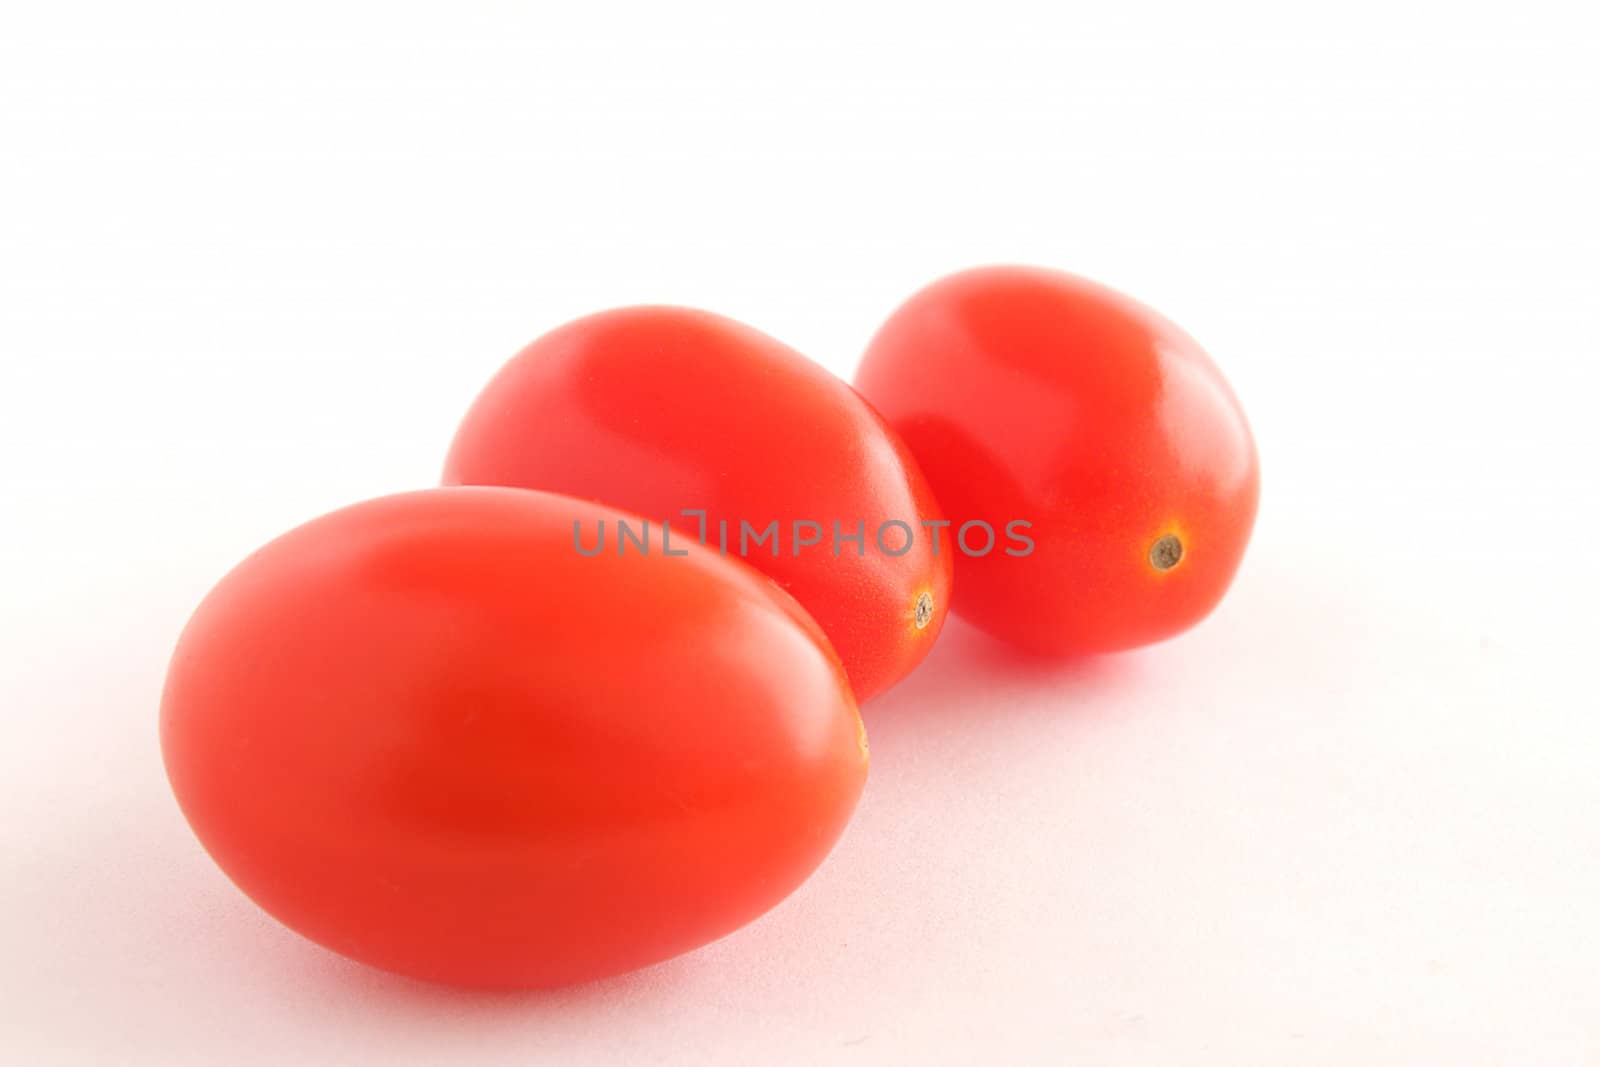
160 487 868 989
442 306 952 702
854 266 1259 657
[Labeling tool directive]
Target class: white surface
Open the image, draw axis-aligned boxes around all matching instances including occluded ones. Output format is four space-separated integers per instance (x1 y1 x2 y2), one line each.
3 3 1598 1063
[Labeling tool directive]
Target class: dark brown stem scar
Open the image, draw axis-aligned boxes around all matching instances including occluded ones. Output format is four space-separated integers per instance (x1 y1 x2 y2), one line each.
1149 534 1184 572
914 592 934 630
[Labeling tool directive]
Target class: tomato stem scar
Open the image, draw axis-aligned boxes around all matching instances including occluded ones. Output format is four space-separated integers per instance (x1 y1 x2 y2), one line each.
1149 534 1184 571
914 591 934 629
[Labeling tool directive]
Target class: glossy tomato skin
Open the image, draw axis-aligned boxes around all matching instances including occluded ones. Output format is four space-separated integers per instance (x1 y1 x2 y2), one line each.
161 487 867 989
443 306 951 702
855 266 1259 656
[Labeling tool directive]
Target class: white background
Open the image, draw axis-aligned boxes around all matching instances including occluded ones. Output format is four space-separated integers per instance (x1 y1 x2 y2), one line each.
3 2 1598 1063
